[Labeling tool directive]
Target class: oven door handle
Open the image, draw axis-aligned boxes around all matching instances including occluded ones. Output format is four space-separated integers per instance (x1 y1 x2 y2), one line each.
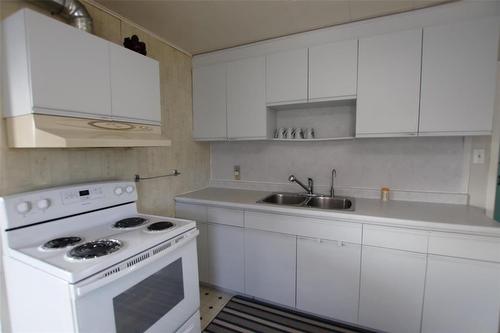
72 228 199 298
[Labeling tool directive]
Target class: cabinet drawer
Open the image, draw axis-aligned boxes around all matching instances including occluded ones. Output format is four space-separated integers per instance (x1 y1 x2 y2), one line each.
175 203 207 223
245 211 361 244
428 232 500 263
207 207 244 227
363 225 428 253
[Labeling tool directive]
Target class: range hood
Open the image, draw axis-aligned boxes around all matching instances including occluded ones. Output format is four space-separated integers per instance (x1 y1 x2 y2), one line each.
3 9 169 148
6 114 171 148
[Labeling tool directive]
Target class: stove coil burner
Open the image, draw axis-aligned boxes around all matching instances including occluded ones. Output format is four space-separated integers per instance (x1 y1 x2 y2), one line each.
42 237 82 250
146 221 175 232
67 239 122 260
113 217 148 229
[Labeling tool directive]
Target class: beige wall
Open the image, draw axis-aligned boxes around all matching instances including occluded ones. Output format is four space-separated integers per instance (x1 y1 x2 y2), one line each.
0 0 210 216
0 2 209 331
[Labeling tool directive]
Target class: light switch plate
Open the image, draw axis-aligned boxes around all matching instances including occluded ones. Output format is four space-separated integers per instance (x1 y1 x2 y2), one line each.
234 165 241 180
472 148 485 164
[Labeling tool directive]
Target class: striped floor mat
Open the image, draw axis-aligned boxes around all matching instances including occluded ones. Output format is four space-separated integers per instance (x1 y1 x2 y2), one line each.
203 295 378 333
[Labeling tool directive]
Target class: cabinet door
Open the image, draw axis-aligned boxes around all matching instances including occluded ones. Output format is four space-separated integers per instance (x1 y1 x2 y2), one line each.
244 229 296 307
419 18 499 135
359 246 426 333
196 222 209 283
227 57 267 139
206 224 244 293
309 40 358 101
422 255 500 333
192 63 227 140
175 203 208 283
26 9 111 117
266 49 308 105
356 29 422 137
109 43 161 123
297 237 361 323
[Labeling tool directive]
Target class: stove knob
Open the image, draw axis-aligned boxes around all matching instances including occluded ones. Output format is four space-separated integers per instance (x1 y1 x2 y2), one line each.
16 201 31 214
114 187 124 196
125 185 135 194
37 199 51 210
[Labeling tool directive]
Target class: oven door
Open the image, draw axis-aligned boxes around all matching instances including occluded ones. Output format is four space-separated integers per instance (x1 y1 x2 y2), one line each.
72 232 200 333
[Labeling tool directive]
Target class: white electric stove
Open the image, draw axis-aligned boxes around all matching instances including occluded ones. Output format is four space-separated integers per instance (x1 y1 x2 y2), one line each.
0 181 201 333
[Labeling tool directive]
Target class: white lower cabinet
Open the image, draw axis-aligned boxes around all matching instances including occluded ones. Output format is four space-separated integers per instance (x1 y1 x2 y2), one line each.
175 203 209 284
206 224 245 293
296 237 361 323
176 201 500 333
196 222 209 283
359 246 426 333
244 229 296 307
422 255 500 333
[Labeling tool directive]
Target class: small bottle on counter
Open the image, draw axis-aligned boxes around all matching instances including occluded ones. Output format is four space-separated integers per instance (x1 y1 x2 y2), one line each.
381 187 390 201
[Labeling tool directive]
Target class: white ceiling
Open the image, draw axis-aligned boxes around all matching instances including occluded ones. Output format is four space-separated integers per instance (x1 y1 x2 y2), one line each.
95 0 450 55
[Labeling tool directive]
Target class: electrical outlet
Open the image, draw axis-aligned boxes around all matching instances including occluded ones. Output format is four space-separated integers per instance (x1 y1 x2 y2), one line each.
234 165 241 180
472 148 485 164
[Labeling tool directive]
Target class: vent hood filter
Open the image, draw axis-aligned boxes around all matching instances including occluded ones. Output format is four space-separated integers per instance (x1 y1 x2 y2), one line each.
6 114 171 148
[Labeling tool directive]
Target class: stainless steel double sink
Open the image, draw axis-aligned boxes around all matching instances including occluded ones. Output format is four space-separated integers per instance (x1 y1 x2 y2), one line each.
257 193 354 211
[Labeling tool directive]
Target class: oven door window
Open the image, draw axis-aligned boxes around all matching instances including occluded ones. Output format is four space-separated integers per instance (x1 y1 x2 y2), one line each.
113 258 184 333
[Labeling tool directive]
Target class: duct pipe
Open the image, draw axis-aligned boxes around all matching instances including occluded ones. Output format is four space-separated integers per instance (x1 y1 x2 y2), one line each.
29 0 93 33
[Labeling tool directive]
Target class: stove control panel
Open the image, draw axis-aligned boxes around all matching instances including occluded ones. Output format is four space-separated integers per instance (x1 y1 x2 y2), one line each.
113 185 135 196
0 181 138 230
62 186 105 205
114 186 124 196
36 199 51 210
15 201 31 214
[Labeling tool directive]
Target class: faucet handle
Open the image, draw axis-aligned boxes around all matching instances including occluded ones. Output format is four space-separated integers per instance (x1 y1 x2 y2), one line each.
307 178 314 194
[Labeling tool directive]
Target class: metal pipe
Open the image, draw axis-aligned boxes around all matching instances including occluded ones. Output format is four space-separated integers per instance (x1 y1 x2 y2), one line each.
29 0 93 33
330 169 337 197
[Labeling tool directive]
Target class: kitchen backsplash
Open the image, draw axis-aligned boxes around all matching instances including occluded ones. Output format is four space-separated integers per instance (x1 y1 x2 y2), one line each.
210 137 471 204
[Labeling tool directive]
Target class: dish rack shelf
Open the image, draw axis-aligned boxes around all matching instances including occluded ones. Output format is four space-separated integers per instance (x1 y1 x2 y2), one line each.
267 99 356 141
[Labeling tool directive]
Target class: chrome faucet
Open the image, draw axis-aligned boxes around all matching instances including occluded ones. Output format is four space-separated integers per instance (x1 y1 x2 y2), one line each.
288 175 314 195
330 169 336 197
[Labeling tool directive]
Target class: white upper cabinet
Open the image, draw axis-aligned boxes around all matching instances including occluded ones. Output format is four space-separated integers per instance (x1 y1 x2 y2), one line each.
4 9 111 118
109 43 161 124
308 40 358 102
266 49 308 105
356 29 422 137
3 9 163 125
192 63 227 140
419 18 500 135
190 5 499 140
227 56 267 139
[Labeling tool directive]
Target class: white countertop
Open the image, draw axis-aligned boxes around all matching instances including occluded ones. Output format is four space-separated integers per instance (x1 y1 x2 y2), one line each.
176 187 500 237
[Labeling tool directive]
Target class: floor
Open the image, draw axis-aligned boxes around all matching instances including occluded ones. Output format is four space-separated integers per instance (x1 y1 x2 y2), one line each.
199 286 233 329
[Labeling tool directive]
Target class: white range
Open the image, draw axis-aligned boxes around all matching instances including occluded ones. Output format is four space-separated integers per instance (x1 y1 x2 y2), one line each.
0 181 201 333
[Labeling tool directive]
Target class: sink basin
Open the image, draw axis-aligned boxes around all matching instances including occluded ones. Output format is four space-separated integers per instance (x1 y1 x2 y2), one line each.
306 196 354 210
258 193 308 205
257 193 354 211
